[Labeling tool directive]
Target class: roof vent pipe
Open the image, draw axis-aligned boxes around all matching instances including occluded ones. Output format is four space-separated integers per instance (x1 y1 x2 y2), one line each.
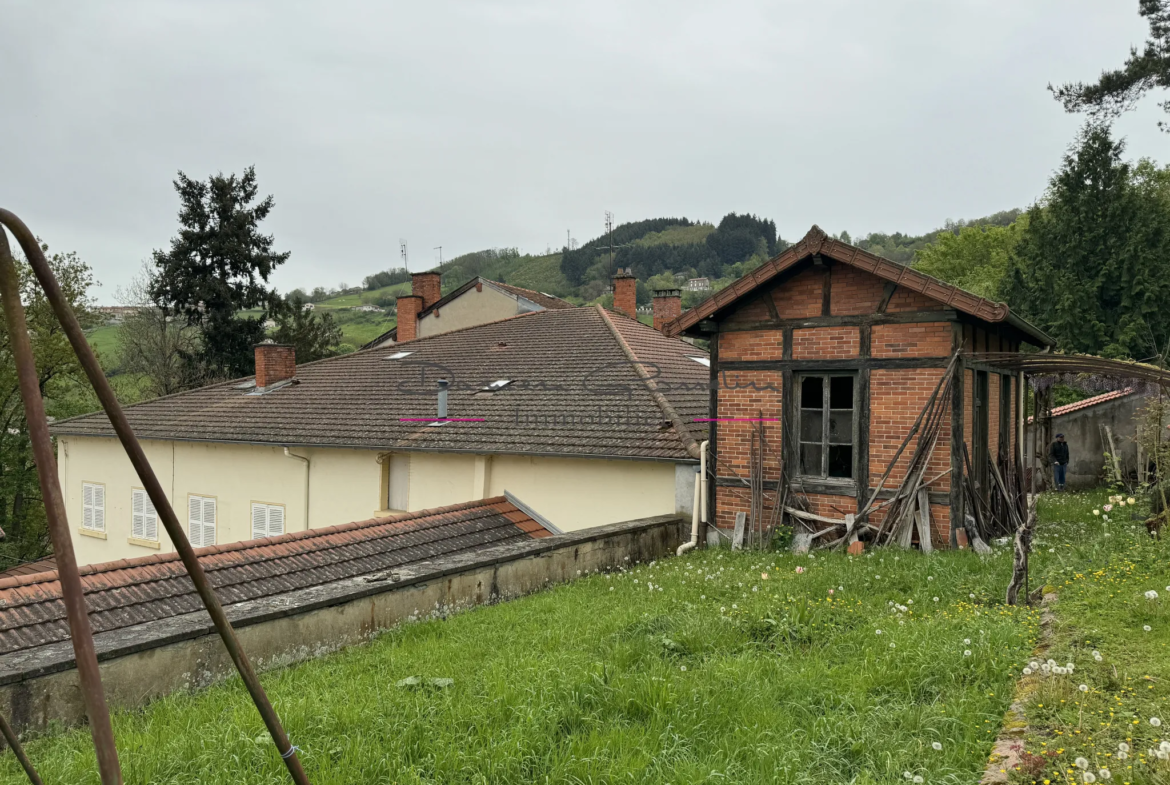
437 379 449 420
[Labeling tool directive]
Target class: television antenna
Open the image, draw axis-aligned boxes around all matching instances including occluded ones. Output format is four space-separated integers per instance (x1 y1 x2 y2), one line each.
400 239 409 271
597 211 633 269
434 246 443 272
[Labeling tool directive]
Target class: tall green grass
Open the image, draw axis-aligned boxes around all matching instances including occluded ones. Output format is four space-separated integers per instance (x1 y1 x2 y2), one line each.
4 497 1164 784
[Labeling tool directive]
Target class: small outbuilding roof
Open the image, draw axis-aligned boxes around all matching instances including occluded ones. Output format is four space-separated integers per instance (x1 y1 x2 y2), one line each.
664 225 1055 348
0 497 553 659
1027 387 1137 423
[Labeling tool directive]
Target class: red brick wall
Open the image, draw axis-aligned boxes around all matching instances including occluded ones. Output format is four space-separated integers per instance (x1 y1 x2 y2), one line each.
411 273 441 310
792 327 859 359
872 323 952 358
989 372 1001 461
830 265 885 315
255 344 296 388
715 370 782 477
396 295 423 342
774 268 823 318
869 369 952 492
719 330 783 362
886 287 940 313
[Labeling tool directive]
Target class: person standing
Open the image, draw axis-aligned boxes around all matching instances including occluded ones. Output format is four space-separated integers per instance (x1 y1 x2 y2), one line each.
1049 433 1070 491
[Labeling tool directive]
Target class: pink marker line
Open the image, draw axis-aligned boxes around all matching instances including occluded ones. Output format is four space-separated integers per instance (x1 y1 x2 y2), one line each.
693 417 781 422
399 417 486 422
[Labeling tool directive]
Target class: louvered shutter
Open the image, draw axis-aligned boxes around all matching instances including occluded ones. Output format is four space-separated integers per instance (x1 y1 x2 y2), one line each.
132 489 145 539
251 503 267 540
82 483 94 530
202 497 216 545
188 495 204 547
267 505 284 536
143 491 157 541
92 485 105 532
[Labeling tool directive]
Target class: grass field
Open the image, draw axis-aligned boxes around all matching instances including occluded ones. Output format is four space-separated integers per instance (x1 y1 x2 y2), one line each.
4 494 1165 784
85 324 123 363
1001 490 1170 785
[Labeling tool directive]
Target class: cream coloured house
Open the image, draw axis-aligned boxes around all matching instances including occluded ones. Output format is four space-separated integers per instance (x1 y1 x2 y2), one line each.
367 272 574 347
53 303 706 565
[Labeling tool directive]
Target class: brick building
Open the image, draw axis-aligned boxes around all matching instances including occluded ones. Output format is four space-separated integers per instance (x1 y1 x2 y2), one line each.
665 226 1055 548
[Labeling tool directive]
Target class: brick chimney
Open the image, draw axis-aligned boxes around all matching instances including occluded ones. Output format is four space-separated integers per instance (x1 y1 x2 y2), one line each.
254 340 295 388
612 268 637 318
652 288 682 332
412 272 441 310
396 294 423 342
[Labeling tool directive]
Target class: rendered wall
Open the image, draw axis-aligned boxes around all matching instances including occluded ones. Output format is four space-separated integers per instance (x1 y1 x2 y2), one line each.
416 284 523 339
59 436 687 563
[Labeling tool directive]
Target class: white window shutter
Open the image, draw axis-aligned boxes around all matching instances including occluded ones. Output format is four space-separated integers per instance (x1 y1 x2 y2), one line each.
202 497 216 545
268 505 284 536
252 503 267 540
132 489 145 539
93 485 105 532
144 491 158 541
188 495 204 547
82 483 94 530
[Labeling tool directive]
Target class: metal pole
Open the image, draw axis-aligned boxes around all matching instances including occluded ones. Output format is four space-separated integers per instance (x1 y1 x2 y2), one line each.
0 228 122 783
0 210 310 784
0 710 44 785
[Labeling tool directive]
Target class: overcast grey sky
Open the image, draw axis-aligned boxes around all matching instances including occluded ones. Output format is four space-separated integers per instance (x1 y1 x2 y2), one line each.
2 1 1166 301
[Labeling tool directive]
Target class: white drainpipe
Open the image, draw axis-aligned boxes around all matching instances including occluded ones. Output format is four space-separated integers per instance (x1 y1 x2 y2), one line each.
677 440 708 556
284 447 310 530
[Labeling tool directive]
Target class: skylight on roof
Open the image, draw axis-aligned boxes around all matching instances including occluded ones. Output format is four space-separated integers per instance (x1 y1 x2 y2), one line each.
484 379 512 390
687 356 710 368
385 351 415 360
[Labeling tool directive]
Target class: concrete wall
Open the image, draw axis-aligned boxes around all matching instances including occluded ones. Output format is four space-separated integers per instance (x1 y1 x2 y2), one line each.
0 515 684 739
1025 393 1148 489
60 436 692 563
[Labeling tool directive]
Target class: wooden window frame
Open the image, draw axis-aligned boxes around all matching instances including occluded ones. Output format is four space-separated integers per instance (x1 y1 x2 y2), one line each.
250 501 286 540
795 371 858 487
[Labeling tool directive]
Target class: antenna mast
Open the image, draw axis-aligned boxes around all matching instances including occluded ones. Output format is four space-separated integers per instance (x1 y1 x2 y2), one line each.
605 211 615 269
400 239 409 272
434 246 443 272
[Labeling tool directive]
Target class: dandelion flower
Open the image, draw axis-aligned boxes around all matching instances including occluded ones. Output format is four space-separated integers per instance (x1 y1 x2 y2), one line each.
913 777 923 785
1093 650 1103 661
1118 743 1129 753
1159 750 1170 761
963 638 971 645
890 642 896 649
1079 684 1089 692
933 597 939 602
1117 751 1128 760
1023 667 1033 675
680 665 686 671
1144 625 1153 632
1098 769 1111 781
932 741 942 751
1161 741 1170 753
1150 716 1162 727
1084 772 1097 783
1146 590 1159 600
964 650 972 657
876 629 882 635
1075 757 1089 769
903 773 913 781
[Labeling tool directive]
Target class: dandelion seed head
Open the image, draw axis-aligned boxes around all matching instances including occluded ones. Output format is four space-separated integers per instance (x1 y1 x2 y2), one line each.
1075 757 1090 769
931 741 942 751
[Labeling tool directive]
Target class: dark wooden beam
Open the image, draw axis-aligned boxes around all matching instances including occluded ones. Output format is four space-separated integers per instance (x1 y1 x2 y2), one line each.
950 320 965 547
857 324 872 517
720 357 951 372
717 310 958 333
876 282 897 314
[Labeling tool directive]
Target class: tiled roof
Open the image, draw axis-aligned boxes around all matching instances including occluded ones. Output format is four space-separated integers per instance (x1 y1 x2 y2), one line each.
0 497 552 658
52 306 709 461
1027 388 1136 423
664 225 1055 347
0 557 56 581
364 277 574 348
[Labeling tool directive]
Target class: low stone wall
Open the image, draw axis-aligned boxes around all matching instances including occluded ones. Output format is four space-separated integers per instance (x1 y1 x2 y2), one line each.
0 514 683 738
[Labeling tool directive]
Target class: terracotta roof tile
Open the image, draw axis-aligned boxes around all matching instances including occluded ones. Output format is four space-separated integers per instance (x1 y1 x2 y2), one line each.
0 497 553 657
1027 388 1136 423
52 307 709 461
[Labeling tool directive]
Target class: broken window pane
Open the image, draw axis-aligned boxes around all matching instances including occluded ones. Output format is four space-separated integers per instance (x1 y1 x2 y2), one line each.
830 376 853 409
801 377 823 409
828 445 853 478
828 410 853 444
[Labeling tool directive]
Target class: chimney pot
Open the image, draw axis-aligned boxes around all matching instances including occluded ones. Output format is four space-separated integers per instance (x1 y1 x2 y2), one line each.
254 342 296 388
652 288 682 332
612 269 637 318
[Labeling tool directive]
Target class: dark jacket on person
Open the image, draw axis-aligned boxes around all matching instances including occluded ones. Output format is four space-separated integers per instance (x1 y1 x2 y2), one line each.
1049 440 1069 465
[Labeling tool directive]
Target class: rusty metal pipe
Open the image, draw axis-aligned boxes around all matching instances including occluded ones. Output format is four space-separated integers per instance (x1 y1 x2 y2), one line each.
0 710 44 785
0 226 122 783
0 209 310 784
